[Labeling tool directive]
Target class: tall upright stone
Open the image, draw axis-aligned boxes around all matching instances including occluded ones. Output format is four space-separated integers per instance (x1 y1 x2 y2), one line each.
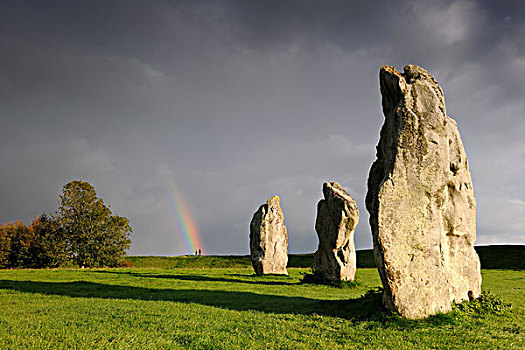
314 182 359 281
250 196 288 275
366 65 481 319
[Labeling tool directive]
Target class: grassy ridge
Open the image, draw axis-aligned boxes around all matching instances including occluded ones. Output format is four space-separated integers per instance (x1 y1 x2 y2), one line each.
127 245 524 269
126 255 252 269
475 245 525 269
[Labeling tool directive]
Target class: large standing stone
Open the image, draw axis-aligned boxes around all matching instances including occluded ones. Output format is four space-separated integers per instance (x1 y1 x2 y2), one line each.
314 182 359 281
365 65 481 319
250 196 288 275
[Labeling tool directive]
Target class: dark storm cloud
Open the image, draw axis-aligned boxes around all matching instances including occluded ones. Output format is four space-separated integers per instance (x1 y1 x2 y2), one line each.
198 0 396 50
0 1 523 254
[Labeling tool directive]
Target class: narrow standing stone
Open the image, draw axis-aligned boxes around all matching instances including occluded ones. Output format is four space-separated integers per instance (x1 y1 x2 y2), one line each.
314 182 359 281
250 196 288 275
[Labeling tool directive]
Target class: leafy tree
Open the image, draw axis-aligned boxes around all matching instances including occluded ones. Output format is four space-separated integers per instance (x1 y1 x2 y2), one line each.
0 180 132 269
0 223 13 268
5 221 33 268
28 214 69 268
58 180 132 267
0 215 69 268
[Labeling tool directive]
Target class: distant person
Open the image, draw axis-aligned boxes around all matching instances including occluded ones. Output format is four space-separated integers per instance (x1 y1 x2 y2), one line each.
198 249 201 256
195 250 198 256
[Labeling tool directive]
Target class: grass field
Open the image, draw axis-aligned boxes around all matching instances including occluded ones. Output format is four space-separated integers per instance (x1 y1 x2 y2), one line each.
0 264 523 349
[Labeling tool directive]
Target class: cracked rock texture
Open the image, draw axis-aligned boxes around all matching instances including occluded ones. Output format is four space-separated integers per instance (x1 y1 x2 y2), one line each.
365 64 481 319
314 182 359 281
250 196 288 275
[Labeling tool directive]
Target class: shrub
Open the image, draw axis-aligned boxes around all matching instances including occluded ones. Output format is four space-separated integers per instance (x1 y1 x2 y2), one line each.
453 291 512 318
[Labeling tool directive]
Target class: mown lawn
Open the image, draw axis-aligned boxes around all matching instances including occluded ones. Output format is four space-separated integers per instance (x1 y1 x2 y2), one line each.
0 267 523 349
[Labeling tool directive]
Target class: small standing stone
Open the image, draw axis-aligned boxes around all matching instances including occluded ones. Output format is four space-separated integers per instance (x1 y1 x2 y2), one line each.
314 182 359 281
250 196 288 275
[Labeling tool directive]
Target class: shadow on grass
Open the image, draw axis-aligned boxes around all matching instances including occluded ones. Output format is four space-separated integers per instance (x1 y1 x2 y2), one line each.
0 279 384 320
92 270 297 286
0 279 458 328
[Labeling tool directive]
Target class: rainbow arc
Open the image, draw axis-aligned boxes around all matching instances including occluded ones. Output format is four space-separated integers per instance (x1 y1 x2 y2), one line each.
167 184 203 255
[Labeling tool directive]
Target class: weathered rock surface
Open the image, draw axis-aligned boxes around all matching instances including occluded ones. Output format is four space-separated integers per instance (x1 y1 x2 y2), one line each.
314 182 359 281
250 196 288 275
365 64 481 319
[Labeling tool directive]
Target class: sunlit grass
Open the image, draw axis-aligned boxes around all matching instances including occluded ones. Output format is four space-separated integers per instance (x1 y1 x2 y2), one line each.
0 267 523 349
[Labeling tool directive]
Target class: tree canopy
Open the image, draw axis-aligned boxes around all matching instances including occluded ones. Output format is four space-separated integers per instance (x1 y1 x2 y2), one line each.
58 180 132 267
0 180 132 268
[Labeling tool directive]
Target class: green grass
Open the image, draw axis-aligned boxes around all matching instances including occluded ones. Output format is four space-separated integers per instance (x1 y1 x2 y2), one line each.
0 267 523 349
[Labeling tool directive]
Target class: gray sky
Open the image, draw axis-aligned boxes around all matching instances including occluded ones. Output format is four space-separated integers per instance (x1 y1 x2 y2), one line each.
1 0 524 255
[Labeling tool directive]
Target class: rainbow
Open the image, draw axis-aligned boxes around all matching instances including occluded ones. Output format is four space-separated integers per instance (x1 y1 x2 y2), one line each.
167 184 203 255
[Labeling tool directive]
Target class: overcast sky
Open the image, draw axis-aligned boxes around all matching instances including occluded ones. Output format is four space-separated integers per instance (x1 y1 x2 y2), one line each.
1 0 524 255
